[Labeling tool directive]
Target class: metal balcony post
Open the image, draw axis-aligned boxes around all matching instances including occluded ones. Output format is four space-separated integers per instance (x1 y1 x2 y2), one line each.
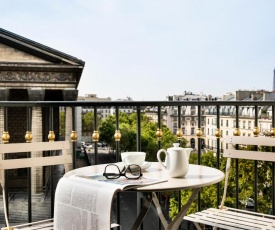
272 105 275 215
254 105 259 212
235 105 240 209
49 106 55 217
93 107 98 165
26 107 32 223
72 106 76 169
216 105 221 207
136 106 141 151
115 106 121 228
115 106 120 162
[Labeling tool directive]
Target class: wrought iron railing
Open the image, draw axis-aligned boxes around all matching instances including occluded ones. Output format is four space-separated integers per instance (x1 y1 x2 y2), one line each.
0 100 275 229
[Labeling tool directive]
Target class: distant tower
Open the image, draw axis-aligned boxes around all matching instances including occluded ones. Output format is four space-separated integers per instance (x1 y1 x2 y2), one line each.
273 69 275 91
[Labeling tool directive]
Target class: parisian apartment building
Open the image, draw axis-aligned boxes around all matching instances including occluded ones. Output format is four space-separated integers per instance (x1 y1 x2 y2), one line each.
76 90 275 153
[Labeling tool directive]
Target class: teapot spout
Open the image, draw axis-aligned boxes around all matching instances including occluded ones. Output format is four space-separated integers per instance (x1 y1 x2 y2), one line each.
185 148 193 158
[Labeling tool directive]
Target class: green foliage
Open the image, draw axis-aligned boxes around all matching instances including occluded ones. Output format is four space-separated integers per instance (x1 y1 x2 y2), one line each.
169 147 274 220
59 111 65 136
97 112 180 160
98 115 116 147
82 112 102 132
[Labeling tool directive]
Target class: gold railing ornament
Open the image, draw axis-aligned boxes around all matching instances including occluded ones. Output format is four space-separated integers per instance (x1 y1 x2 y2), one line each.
233 128 241 136
2 131 10 144
48 131 55 142
114 130 121 141
176 128 183 140
70 130 78 142
253 127 260 137
92 130 100 142
215 129 222 139
270 128 275 138
196 128 203 137
156 128 163 141
25 131 33 143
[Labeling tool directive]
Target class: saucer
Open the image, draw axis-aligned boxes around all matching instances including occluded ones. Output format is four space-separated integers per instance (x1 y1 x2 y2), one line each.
116 162 152 171
140 161 152 170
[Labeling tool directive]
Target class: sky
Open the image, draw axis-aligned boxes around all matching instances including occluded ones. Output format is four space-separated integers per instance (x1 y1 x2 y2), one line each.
1 0 275 101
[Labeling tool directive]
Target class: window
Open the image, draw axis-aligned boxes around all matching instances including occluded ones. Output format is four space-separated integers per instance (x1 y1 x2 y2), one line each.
248 121 251 129
221 119 223 126
212 119 217 125
226 120 229 127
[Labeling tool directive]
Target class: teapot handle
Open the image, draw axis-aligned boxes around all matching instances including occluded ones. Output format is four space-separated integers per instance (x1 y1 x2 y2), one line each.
157 149 167 169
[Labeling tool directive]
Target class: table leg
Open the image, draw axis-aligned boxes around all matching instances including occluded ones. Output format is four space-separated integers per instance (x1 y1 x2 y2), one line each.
131 192 153 230
152 188 201 230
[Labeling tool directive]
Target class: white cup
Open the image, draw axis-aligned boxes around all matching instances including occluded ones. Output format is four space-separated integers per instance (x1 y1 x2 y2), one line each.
121 152 146 166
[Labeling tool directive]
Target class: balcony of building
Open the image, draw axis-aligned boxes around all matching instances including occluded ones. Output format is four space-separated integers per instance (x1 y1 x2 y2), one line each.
0 100 275 229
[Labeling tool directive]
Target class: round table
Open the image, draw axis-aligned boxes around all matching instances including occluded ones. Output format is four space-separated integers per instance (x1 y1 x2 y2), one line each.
64 162 224 230
65 162 224 191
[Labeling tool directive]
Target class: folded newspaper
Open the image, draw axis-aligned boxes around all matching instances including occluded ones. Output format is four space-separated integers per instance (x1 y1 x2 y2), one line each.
54 172 166 230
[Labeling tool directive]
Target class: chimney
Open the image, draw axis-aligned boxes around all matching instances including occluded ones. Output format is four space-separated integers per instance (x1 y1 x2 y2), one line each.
273 69 275 92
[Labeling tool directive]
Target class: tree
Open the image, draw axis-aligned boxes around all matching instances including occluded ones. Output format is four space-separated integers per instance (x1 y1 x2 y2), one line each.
98 115 116 147
169 146 274 220
98 112 181 161
82 112 102 132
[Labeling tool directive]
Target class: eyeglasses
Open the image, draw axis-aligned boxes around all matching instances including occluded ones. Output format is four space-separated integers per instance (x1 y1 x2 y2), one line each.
103 164 142 180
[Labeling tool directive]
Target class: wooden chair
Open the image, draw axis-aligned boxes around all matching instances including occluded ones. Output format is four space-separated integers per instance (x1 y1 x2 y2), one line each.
184 136 275 230
0 141 72 230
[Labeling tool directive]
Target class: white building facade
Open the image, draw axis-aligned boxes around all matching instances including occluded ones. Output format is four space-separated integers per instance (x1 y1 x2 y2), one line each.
205 90 275 152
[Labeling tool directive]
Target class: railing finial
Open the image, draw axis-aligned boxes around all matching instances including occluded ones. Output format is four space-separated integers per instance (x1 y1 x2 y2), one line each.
48 131 55 142
215 129 222 139
93 130 99 142
70 130 77 142
253 127 260 137
196 128 203 137
233 128 241 136
2 131 10 144
176 128 183 140
25 131 33 143
156 128 163 141
114 130 122 141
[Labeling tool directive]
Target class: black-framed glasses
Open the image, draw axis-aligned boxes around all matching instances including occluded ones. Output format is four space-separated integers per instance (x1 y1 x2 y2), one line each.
103 164 142 180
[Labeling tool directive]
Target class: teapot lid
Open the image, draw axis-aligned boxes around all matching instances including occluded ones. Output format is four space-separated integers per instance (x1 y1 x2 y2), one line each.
168 143 183 150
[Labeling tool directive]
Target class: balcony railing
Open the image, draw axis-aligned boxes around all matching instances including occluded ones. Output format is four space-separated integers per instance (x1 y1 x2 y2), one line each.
1 100 275 229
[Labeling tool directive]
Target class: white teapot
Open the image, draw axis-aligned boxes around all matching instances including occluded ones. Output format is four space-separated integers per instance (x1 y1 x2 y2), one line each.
157 143 193 178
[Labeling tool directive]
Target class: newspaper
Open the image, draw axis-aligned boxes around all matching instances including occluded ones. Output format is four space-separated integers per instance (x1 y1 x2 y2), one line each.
54 172 166 230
